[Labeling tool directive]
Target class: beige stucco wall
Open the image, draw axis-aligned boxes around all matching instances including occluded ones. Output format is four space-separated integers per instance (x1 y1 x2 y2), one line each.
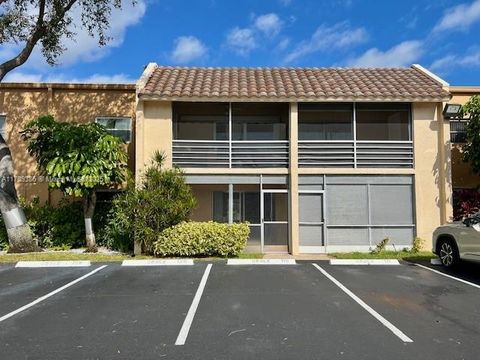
136 101 172 178
412 102 452 247
0 84 136 204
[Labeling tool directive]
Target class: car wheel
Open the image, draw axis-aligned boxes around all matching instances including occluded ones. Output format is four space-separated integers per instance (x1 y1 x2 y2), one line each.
438 238 459 268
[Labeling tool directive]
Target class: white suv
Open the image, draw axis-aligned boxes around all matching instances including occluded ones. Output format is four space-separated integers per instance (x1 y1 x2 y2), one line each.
433 213 480 267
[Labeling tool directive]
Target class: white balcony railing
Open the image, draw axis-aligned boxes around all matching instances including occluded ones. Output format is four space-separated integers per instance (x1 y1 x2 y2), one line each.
298 141 355 167
172 140 229 168
173 140 289 168
173 139 413 168
298 140 413 168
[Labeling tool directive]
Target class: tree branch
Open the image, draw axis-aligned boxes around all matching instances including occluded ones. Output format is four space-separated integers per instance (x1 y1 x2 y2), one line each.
0 0 47 81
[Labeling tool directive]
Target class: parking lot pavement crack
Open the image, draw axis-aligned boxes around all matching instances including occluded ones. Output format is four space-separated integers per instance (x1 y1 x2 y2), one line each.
228 328 246 337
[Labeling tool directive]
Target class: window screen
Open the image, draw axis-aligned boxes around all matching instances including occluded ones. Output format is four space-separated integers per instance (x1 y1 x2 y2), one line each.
298 103 353 140
370 185 413 225
326 184 368 225
173 102 229 140
356 103 411 141
232 103 288 140
96 117 132 142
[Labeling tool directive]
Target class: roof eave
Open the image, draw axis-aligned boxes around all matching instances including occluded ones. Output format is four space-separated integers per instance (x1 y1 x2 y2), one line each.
138 94 451 103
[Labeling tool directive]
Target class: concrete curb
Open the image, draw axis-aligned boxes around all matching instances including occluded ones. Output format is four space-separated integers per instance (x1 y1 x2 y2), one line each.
122 259 194 266
329 259 400 266
227 259 297 265
15 261 92 268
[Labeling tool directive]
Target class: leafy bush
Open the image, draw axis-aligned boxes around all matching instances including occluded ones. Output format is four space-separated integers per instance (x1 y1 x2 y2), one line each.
411 237 425 253
103 153 196 254
453 188 480 221
96 196 133 253
371 237 389 254
1 197 86 250
154 221 249 257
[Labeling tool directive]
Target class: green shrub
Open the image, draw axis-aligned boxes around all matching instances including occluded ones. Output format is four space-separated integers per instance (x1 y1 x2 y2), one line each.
104 153 196 254
154 221 249 257
371 237 389 254
21 198 85 249
96 196 133 253
411 237 425 254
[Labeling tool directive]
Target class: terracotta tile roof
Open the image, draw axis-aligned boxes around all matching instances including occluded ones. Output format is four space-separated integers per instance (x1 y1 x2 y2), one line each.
139 66 450 102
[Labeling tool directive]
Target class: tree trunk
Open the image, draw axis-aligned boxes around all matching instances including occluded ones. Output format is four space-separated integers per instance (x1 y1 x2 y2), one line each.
83 192 97 250
0 137 37 253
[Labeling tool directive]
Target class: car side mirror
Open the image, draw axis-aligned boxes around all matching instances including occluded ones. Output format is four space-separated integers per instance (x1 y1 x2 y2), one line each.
463 218 471 227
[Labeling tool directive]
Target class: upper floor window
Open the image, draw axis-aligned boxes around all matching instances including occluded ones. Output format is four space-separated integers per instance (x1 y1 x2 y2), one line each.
0 115 6 140
450 119 468 143
173 102 228 140
232 103 288 141
356 103 411 141
298 103 353 140
95 117 132 143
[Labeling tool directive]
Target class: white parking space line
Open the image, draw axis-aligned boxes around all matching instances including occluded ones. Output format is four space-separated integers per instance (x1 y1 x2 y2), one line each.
330 259 400 266
227 259 296 265
415 263 480 289
312 263 413 343
175 263 212 346
15 261 91 268
0 265 108 323
122 259 194 266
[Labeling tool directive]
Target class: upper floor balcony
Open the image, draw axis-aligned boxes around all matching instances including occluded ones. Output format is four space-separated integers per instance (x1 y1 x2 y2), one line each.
172 102 289 168
298 103 413 168
172 102 414 169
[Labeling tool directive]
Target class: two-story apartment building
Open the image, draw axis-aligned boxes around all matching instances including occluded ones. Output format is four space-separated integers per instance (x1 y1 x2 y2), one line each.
134 63 453 254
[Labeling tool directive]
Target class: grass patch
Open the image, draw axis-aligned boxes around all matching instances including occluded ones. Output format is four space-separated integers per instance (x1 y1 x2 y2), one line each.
0 251 264 263
329 250 435 262
0 252 152 263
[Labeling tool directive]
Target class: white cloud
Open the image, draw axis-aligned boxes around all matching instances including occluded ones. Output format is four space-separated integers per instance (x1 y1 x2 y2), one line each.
1 1 146 69
347 40 423 67
254 13 283 37
226 27 257 55
284 22 367 63
170 36 207 64
430 49 480 71
3 71 135 83
433 0 480 32
276 38 290 52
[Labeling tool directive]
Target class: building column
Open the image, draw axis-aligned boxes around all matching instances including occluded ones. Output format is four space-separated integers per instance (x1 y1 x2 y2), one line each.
437 102 453 224
228 183 234 224
289 102 299 255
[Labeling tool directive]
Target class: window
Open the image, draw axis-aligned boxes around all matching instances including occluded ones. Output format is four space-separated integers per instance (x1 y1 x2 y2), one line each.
356 103 411 141
450 120 468 143
96 117 132 143
213 191 260 223
298 103 353 140
232 103 288 140
173 102 228 140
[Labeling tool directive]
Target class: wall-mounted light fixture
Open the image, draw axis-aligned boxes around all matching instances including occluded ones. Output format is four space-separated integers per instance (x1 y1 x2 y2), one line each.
443 103 462 119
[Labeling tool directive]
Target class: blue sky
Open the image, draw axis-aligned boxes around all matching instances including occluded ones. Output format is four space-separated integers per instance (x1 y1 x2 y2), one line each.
3 0 480 85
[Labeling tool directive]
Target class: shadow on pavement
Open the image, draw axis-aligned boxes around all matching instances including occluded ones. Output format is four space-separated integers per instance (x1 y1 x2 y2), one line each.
406 258 480 286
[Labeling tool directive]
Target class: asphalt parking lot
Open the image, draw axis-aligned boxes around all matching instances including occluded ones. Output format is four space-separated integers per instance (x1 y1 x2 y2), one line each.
0 260 479 360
